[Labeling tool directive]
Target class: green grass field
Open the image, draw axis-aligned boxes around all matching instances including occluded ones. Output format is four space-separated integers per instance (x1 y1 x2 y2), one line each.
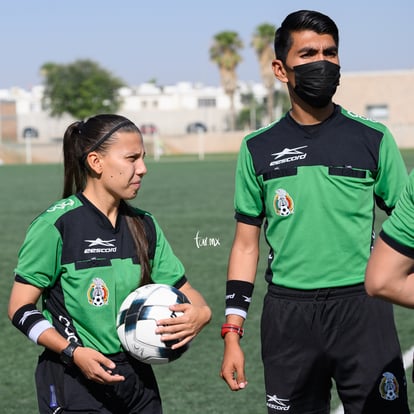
1 150 414 413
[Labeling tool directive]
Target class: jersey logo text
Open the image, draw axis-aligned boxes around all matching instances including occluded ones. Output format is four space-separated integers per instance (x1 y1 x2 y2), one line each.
84 238 117 254
266 394 291 411
47 199 75 212
270 146 308 167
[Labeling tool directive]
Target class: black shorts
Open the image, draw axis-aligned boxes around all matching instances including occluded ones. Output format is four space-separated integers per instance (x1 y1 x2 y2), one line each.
261 283 409 414
35 350 162 413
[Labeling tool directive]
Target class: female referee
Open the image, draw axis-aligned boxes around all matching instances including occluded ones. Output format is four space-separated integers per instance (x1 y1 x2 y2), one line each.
8 114 211 413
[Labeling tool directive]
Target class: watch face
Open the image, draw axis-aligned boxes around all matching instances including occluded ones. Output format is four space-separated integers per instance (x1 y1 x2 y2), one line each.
61 343 78 365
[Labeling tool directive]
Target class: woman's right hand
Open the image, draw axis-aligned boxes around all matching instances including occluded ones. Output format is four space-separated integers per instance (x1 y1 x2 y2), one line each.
9 282 124 384
73 346 125 384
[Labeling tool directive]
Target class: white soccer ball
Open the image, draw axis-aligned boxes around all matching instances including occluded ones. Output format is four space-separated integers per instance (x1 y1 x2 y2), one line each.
116 284 191 364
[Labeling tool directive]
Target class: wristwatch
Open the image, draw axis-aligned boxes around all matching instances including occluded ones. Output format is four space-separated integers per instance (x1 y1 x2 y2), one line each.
60 342 80 365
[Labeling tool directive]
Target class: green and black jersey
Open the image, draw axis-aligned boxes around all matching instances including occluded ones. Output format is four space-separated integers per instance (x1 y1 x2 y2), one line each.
235 105 408 289
381 170 414 258
14 193 186 354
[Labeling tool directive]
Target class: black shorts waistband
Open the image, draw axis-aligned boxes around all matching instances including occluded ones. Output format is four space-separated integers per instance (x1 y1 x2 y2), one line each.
267 283 366 301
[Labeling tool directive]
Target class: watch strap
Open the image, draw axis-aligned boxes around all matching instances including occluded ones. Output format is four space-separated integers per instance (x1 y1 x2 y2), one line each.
60 342 80 365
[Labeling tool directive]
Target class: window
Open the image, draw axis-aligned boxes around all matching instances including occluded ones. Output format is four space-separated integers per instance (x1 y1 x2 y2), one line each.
366 104 389 121
198 98 216 108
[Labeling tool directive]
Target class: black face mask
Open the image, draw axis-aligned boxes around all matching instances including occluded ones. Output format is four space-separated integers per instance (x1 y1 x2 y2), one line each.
292 60 340 108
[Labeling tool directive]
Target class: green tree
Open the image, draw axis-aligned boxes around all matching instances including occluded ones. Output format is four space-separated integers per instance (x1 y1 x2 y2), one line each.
251 23 277 123
209 31 243 131
41 59 125 119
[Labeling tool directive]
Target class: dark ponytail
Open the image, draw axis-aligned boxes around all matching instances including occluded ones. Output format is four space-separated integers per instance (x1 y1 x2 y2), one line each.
62 121 88 198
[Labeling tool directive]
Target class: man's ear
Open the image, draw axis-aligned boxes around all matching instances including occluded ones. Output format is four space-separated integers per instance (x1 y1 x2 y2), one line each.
272 59 288 83
85 152 103 175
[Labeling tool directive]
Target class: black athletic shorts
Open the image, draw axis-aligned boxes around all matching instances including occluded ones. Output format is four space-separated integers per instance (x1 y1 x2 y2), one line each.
35 350 162 413
261 283 409 414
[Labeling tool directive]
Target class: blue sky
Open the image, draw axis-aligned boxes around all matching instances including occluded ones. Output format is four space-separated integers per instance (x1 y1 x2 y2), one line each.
2 0 413 89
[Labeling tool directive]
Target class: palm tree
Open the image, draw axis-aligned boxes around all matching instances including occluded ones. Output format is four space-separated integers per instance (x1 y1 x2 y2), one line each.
251 23 277 124
210 31 243 131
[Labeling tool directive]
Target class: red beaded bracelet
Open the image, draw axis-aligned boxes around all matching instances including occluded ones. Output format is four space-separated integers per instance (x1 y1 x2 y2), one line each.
221 323 244 339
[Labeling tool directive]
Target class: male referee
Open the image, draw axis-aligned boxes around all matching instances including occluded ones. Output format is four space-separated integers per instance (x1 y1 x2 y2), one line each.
220 9 410 414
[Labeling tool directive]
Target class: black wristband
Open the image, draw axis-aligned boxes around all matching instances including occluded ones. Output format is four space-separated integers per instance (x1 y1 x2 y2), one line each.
11 303 53 343
225 280 254 319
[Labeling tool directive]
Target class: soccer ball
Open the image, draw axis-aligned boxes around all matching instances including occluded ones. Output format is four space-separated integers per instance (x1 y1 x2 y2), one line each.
116 284 191 364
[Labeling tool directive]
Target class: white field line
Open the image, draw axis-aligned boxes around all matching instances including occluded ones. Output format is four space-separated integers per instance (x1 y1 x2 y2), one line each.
332 346 414 414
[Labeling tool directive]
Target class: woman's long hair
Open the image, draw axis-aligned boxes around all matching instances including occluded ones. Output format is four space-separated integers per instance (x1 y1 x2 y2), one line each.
123 203 152 286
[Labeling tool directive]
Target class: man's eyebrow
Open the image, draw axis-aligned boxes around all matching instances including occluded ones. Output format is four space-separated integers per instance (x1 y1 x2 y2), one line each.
323 45 338 53
297 46 317 54
297 45 338 54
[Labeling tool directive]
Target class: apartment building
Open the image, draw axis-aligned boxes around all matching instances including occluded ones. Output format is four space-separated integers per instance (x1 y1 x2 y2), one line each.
335 69 414 147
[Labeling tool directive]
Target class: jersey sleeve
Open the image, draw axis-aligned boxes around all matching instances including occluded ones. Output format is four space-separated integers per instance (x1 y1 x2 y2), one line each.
381 170 414 258
149 215 186 285
234 138 264 226
14 217 63 288
375 127 408 213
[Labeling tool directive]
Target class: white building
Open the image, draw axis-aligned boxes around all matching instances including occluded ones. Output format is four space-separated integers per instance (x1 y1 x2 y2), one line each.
3 69 412 148
0 81 269 142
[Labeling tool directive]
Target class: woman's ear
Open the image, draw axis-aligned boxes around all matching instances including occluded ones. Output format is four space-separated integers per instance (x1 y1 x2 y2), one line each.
272 59 288 83
86 152 103 175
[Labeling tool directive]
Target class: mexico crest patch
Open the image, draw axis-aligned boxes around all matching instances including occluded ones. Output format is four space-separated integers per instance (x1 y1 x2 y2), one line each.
273 189 294 217
379 372 399 401
87 278 109 307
